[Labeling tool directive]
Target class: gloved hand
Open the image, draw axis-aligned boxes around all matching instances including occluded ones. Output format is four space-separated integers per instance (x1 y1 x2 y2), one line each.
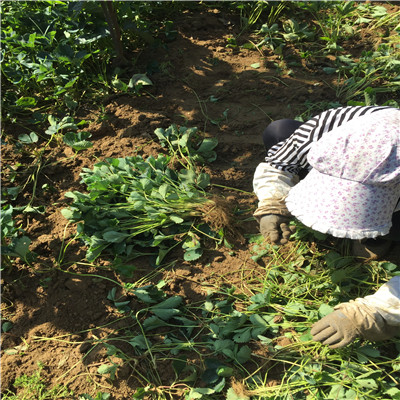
311 301 398 349
259 214 295 245
310 310 359 348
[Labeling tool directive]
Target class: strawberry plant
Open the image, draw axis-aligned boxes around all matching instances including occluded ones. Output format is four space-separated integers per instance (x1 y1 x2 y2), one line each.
62 124 231 265
62 154 231 265
1 204 34 268
155 124 218 167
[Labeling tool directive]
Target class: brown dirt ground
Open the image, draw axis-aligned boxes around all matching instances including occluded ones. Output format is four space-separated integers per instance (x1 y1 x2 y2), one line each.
2 7 400 400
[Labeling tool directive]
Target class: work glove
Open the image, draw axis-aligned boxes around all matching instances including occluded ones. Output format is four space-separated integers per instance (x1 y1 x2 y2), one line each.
259 214 295 245
311 301 398 349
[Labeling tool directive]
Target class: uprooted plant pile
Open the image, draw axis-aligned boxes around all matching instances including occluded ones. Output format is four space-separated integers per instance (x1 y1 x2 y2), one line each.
62 125 235 265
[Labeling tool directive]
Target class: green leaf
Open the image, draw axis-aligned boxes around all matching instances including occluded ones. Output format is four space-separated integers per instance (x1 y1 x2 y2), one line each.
103 231 130 243
153 295 182 309
248 290 271 310
152 308 180 320
217 366 233 377
233 327 252 343
385 387 400 399
325 252 353 268
129 335 150 350
18 132 38 144
134 285 165 304
249 314 269 328
197 138 218 153
63 131 93 151
150 296 182 320
97 364 117 380
16 96 37 108
143 316 169 331
356 346 381 363
61 208 81 221
323 67 337 74
187 388 215 398
23 205 46 214
65 93 78 110
3 236 31 258
183 248 203 261
381 262 398 272
112 77 128 92
170 215 184 224
318 304 334 318
355 379 378 390
213 377 226 392
226 387 250 400
129 74 153 87
213 339 234 353
5 186 21 200
196 173 210 188
236 345 252 363
2 321 13 332
158 183 170 198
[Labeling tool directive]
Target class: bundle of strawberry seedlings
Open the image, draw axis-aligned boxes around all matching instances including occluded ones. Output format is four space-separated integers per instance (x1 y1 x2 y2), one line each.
62 126 233 264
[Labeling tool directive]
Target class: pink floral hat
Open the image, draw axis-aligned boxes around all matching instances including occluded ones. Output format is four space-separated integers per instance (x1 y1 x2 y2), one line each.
285 109 400 239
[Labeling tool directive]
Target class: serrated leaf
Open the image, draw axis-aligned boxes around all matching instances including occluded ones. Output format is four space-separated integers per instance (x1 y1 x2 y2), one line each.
143 315 169 330
356 346 381 363
236 345 252 363
214 339 234 352
325 251 353 268
97 364 117 378
355 379 378 390
63 131 93 151
222 348 235 359
61 208 81 220
184 248 203 261
233 327 252 343
249 314 269 327
153 295 182 309
152 308 180 320
134 285 165 304
196 173 210 188
102 231 130 243
129 335 150 350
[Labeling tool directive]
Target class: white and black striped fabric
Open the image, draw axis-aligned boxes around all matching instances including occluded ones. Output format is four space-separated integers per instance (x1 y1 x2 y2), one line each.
265 105 395 174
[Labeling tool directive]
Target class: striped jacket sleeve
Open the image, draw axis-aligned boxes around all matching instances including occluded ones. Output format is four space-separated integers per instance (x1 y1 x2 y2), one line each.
253 105 393 218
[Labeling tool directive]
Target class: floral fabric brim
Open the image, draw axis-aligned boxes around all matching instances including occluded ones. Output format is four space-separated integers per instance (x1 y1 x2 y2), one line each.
285 168 400 240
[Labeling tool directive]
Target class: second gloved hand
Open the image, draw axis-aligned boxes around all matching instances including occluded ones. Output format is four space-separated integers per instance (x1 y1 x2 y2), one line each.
310 310 359 348
311 301 398 349
259 214 295 245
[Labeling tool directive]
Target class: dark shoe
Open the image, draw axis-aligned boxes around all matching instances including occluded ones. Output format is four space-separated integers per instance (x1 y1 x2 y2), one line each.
352 238 392 260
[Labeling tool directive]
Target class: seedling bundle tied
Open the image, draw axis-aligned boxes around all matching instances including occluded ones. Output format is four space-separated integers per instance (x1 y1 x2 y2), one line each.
62 125 235 265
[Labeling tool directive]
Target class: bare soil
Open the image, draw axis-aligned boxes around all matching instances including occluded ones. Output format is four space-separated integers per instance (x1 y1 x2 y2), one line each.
2 8 399 400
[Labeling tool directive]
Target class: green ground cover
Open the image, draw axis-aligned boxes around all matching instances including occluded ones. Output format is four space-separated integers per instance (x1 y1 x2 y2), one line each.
2 1 400 399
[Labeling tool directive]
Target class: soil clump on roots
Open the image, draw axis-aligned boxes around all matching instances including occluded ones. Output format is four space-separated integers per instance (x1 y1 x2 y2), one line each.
198 196 245 244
